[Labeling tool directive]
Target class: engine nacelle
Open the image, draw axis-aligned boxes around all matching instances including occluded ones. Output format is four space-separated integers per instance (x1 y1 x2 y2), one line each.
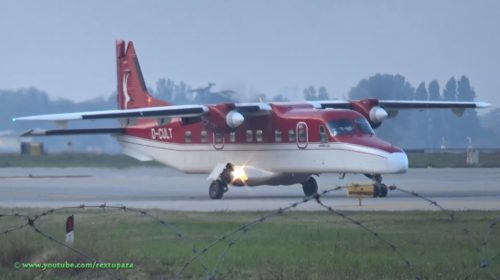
226 110 244 128
369 106 388 124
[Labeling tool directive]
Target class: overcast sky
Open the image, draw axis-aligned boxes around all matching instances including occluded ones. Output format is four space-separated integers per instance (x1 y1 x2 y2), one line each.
1 0 499 108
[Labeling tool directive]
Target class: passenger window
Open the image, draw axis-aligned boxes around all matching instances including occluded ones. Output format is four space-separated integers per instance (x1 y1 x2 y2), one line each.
215 132 223 143
275 130 282 142
184 131 192 143
246 130 253 142
288 129 296 142
200 130 208 143
319 125 328 143
229 132 236 143
256 130 263 142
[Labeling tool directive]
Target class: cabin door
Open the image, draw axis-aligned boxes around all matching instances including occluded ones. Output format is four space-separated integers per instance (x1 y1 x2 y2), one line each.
212 132 225 150
296 122 308 149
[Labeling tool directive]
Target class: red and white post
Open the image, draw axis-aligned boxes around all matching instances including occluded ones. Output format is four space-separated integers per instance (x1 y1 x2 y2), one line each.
65 215 74 245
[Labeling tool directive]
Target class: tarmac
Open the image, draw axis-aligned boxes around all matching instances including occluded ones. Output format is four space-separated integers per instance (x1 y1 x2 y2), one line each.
0 167 499 211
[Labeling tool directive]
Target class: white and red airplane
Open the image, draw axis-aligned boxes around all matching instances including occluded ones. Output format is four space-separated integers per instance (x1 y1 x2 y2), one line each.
15 41 490 199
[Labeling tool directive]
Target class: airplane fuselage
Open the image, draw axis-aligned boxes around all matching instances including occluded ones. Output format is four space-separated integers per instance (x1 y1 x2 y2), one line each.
117 103 408 186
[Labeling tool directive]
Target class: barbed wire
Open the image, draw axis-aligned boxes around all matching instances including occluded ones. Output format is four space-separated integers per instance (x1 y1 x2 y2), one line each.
1 206 120 280
176 186 344 278
202 186 345 280
0 213 32 235
388 186 500 280
0 185 499 280
314 193 421 280
0 204 212 279
464 217 500 280
181 184 461 280
388 185 455 220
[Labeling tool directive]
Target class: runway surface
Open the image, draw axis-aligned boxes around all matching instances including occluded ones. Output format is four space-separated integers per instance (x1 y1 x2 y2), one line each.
0 167 499 211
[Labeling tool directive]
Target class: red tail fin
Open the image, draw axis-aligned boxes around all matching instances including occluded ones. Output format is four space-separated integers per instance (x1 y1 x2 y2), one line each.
116 40 169 109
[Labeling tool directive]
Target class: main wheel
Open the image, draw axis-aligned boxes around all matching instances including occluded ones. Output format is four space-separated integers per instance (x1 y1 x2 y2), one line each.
301 177 318 196
209 180 225 199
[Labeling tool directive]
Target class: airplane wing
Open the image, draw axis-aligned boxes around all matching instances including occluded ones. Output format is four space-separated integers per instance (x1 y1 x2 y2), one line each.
311 99 489 117
370 100 489 117
19 100 486 123
234 103 272 115
14 104 210 136
21 128 125 137
307 100 351 109
14 99 490 136
13 103 271 123
14 103 273 136
377 100 490 109
13 104 209 122
312 100 489 110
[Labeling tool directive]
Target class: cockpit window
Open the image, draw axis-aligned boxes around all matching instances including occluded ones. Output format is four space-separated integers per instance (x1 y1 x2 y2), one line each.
354 118 375 136
327 118 375 136
327 119 354 136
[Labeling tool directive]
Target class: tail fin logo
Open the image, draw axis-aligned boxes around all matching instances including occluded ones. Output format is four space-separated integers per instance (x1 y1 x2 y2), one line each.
122 72 131 109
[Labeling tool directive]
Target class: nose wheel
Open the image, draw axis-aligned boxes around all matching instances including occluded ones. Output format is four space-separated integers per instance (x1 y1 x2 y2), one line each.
209 163 233 199
365 174 388 197
374 183 388 197
301 177 318 196
209 180 227 199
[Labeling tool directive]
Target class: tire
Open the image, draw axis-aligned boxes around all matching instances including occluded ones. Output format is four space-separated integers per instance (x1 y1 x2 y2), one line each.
209 180 225 199
380 184 388 197
373 184 380 197
301 177 318 196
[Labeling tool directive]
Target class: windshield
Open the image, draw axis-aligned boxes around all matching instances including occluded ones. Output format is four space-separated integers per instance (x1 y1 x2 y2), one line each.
327 119 354 136
327 118 375 136
354 118 375 136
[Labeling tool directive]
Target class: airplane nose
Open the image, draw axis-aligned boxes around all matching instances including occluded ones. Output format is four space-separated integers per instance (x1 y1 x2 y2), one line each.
387 152 409 173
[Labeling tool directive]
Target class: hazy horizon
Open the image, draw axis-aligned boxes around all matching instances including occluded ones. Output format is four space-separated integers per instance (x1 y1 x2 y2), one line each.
1 0 499 109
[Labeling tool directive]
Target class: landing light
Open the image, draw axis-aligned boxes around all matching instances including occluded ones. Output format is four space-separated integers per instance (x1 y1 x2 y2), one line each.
231 166 248 184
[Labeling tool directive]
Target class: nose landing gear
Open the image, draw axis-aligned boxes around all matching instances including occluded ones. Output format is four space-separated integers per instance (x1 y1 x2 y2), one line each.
365 174 388 198
373 182 388 198
209 163 233 200
209 180 228 199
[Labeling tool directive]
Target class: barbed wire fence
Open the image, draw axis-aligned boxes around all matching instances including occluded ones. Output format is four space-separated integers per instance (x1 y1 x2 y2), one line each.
0 185 499 280
1 204 212 280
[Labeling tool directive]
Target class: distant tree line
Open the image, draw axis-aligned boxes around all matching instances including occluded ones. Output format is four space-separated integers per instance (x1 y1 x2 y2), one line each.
152 78 292 104
0 88 119 152
348 74 496 148
0 74 498 152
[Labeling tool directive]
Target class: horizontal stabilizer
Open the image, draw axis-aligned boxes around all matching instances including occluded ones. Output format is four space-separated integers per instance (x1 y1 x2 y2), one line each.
22 128 125 137
122 147 153 161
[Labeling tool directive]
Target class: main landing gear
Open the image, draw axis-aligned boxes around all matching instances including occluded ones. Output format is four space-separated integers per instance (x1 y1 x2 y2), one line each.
209 163 232 199
364 174 388 198
301 177 318 196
